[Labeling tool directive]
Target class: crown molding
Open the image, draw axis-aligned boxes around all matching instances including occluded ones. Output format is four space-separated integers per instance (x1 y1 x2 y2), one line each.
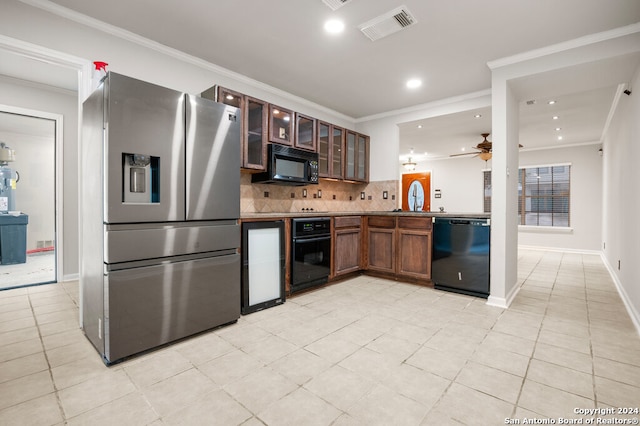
357 88 492 123
488 22 640 70
19 0 355 123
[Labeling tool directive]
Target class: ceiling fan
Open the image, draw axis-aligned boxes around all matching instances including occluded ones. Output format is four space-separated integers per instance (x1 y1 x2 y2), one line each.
450 133 522 161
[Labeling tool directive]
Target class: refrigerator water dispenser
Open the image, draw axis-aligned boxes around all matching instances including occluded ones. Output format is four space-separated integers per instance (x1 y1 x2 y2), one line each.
123 153 159 203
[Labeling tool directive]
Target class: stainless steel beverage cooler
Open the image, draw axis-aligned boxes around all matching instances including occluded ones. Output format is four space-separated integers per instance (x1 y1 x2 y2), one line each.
81 72 241 363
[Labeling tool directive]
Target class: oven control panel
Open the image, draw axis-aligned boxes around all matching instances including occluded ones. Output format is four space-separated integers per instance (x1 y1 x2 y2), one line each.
292 217 331 238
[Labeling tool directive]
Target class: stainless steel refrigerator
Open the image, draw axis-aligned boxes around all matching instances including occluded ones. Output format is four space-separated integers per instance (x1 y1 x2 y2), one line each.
81 72 241 364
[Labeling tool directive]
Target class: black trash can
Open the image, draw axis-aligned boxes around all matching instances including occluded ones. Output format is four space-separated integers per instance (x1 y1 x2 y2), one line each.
0 213 28 264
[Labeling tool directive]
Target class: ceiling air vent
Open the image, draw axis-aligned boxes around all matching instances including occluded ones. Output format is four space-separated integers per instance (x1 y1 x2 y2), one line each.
358 6 417 41
322 0 352 11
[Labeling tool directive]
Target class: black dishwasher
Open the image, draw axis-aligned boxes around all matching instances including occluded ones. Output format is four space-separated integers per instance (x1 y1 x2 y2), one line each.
431 217 490 298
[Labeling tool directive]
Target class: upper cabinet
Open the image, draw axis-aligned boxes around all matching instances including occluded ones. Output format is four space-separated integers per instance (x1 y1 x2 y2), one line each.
202 85 368 181
244 96 268 170
269 104 294 145
318 121 344 179
203 86 267 170
345 131 369 183
295 113 316 151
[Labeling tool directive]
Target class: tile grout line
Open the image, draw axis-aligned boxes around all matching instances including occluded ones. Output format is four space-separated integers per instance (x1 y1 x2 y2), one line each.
27 289 67 424
584 253 599 409
509 250 554 419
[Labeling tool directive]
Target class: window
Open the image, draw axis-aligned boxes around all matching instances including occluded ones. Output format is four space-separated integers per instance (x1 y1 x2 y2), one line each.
483 164 571 227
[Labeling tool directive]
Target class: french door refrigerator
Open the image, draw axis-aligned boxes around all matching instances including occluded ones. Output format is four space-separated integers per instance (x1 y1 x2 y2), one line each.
81 72 241 364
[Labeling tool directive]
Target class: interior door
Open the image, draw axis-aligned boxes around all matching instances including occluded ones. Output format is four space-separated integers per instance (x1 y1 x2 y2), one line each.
402 172 431 211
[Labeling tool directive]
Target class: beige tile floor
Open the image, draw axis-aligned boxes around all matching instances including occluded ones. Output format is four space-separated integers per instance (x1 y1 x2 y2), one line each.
1 249 639 425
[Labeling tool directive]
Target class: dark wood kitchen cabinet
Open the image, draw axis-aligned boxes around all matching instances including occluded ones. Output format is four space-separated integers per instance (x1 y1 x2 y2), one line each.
365 216 396 274
396 217 432 281
295 113 316 151
243 96 269 170
333 216 362 277
269 104 294 145
202 86 267 170
345 130 369 183
318 121 344 179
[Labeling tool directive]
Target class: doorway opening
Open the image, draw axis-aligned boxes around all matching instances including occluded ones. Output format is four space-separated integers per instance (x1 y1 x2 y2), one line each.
0 110 58 289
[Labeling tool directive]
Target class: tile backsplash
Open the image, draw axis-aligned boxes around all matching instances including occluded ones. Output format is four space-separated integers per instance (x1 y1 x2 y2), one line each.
241 173 398 213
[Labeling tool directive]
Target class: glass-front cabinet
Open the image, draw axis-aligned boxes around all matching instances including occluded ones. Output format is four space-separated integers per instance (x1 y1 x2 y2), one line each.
332 126 344 179
215 86 242 109
357 133 368 182
202 85 367 180
345 130 369 182
269 105 294 145
295 113 316 151
318 121 344 179
211 86 267 170
244 96 268 169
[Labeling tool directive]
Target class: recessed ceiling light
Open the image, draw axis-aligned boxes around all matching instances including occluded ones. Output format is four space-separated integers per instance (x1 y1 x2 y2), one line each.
406 78 422 89
225 94 234 101
417 124 422 129
555 127 562 131
552 116 559 120
474 114 482 118
324 19 345 34
461 148 466 152
548 100 556 105
557 136 563 141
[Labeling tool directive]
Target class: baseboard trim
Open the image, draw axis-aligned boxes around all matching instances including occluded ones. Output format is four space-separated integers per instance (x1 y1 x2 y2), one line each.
518 245 601 255
487 281 521 309
62 273 79 282
600 253 640 338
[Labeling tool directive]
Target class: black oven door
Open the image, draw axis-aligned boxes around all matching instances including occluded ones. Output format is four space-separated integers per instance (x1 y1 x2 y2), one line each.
291 235 331 292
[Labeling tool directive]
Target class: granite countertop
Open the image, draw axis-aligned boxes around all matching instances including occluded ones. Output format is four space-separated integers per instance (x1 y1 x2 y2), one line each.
240 211 491 220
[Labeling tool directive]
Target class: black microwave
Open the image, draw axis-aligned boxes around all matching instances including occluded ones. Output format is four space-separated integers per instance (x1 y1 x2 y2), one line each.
252 144 319 186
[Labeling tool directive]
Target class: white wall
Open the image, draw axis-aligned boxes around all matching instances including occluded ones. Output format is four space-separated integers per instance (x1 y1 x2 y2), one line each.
518 144 603 251
408 157 485 213
0 78 78 278
602 68 640 329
